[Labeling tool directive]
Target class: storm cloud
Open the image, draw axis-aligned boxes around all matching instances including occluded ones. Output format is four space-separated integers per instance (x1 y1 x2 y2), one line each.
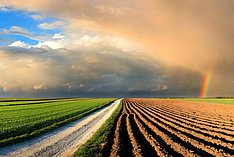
0 45 202 97
0 0 233 97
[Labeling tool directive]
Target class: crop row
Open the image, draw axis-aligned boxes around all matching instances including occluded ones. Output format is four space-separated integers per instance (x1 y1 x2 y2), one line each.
106 98 234 157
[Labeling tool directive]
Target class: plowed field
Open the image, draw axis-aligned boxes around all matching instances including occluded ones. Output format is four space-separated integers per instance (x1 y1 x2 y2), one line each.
106 98 234 157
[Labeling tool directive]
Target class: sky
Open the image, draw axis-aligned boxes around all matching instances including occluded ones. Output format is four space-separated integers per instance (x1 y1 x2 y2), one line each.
0 0 233 97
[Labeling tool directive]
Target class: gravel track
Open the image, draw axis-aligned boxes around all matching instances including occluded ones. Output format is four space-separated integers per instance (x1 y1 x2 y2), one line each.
0 99 121 157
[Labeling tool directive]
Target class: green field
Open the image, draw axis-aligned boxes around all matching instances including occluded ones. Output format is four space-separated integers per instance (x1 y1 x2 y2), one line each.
0 98 115 146
182 98 234 105
0 98 89 106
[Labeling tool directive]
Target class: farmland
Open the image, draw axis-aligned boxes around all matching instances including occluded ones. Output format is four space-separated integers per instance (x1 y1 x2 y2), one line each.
182 98 234 105
101 98 234 157
0 98 115 147
1 97 234 156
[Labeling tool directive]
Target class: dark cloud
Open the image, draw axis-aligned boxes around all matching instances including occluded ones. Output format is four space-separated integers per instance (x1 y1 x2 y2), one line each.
0 46 202 97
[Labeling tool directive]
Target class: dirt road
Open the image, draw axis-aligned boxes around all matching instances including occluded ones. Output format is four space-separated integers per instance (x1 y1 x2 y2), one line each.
0 99 121 157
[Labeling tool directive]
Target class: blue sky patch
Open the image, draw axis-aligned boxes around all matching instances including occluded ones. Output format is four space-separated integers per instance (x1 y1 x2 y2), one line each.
0 8 63 46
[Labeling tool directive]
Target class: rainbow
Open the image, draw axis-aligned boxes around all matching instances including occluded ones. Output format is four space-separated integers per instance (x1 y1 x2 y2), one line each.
200 71 212 98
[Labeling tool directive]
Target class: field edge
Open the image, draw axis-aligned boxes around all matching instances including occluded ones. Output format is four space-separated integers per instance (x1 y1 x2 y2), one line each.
74 99 123 157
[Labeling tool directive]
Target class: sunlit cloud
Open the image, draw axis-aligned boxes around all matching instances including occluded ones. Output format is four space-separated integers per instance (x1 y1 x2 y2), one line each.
35 40 64 49
38 20 65 30
0 0 233 97
52 33 65 39
31 14 45 20
8 40 30 48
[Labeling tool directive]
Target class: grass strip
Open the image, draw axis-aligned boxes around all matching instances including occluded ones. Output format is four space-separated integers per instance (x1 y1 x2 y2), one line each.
181 98 234 105
75 100 123 157
0 100 115 147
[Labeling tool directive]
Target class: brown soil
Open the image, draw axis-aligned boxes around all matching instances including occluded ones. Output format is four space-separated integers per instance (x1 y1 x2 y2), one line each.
105 98 234 157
